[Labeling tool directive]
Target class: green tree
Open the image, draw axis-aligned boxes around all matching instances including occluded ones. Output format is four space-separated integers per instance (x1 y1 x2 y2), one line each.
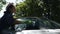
16 0 60 23
42 0 60 23
16 0 44 17
0 0 6 11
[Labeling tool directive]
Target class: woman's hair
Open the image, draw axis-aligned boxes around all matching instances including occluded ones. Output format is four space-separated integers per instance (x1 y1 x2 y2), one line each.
6 3 15 13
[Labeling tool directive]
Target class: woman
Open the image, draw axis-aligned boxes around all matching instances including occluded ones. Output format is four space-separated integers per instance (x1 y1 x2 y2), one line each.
0 3 16 34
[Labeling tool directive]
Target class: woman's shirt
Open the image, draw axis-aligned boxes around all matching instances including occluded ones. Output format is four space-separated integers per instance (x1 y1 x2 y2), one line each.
0 11 15 29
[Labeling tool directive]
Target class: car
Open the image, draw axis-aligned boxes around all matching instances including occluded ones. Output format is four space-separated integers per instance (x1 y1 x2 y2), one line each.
2 17 60 34
16 18 35 30
17 17 60 29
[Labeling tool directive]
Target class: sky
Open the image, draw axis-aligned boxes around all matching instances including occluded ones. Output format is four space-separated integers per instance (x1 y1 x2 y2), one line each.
6 0 24 5
0 0 24 18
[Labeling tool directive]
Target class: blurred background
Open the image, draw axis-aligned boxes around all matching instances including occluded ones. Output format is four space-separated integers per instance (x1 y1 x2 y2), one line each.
1 0 60 34
0 0 60 29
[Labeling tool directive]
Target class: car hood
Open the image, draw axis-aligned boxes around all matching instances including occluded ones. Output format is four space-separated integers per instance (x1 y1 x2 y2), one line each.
16 29 60 34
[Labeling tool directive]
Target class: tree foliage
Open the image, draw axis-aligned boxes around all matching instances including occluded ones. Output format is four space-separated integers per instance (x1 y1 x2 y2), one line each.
42 0 60 23
16 0 60 23
0 0 6 11
16 0 44 17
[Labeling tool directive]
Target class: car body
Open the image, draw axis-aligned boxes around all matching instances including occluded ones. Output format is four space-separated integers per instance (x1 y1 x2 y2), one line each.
15 17 60 29
2 17 60 34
